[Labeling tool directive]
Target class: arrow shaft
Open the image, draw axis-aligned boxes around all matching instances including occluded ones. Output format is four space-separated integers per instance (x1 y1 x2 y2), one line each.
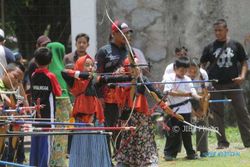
0 115 33 118
22 126 136 131
0 120 93 126
209 89 243 93
0 131 112 137
0 160 32 167
209 99 232 103
108 79 218 87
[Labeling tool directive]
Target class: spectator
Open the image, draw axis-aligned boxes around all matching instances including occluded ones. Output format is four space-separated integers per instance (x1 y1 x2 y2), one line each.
200 19 250 149
63 33 89 69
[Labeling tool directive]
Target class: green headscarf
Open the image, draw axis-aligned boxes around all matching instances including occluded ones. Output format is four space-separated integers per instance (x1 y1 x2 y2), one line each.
47 42 69 97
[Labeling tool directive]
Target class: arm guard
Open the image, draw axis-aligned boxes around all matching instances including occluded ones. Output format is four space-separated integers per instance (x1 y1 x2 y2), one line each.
99 75 133 84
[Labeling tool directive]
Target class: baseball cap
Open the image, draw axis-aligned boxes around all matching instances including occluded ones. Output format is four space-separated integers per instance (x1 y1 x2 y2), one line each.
0 28 5 39
36 35 51 46
112 21 133 33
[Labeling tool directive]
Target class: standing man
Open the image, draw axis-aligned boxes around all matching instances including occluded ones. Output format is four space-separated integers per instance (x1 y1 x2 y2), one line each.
63 33 90 69
95 20 131 155
200 19 250 148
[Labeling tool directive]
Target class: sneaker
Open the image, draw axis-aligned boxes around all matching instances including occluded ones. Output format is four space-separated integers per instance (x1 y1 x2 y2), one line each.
217 143 229 149
244 144 250 148
164 155 175 161
186 154 198 160
200 151 208 157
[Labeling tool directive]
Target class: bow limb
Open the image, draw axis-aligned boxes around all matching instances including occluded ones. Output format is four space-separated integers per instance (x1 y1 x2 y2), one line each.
105 8 138 151
127 52 141 100
105 9 139 100
194 87 210 119
183 120 221 136
0 62 15 91
105 9 134 57
0 124 8 157
149 91 184 121
201 87 210 118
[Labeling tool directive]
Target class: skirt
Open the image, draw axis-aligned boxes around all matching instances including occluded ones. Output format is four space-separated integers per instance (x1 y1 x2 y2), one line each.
69 121 112 167
50 97 72 167
115 112 158 167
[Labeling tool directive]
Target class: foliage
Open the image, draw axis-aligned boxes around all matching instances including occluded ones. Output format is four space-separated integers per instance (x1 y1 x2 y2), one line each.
2 0 71 58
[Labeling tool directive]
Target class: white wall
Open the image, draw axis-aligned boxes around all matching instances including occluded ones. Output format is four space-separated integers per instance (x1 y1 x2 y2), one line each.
70 0 97 57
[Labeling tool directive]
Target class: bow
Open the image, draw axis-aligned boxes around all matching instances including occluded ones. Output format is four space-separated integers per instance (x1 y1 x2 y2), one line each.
192 87 210 119
105 7 141 156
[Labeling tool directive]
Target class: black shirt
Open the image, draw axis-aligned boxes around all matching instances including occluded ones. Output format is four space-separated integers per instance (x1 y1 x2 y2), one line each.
31 71 56 121
95 42 128 73
200 40 248 84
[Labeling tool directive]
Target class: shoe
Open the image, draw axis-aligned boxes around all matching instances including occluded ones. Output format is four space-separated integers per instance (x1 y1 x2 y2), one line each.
217 143 229 149
164 155 175 161
200 151 208 157
186 154 198 160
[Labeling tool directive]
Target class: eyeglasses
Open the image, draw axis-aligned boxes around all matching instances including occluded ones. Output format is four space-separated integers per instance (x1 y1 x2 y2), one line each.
84 63 94 68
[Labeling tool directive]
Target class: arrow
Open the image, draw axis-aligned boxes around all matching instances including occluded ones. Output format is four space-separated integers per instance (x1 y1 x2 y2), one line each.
0 120 93 127
0 130 112 137
21 126 136 132
108 79 218 87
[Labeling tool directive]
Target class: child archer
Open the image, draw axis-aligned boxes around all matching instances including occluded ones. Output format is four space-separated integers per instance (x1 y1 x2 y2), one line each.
163 56 201 161
61 54 133 167
30 47 62 167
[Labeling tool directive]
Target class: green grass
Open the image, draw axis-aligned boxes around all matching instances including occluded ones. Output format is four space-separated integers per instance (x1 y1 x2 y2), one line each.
157 127 250 167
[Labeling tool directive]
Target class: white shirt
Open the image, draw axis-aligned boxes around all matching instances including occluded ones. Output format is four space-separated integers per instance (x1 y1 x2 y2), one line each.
192 68 209 93
0 45 7 77
162 63 174 81
163 73 197 114
133 48 147 68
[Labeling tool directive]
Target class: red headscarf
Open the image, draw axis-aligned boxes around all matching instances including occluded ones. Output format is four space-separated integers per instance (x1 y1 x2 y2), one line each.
74 54 93 71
